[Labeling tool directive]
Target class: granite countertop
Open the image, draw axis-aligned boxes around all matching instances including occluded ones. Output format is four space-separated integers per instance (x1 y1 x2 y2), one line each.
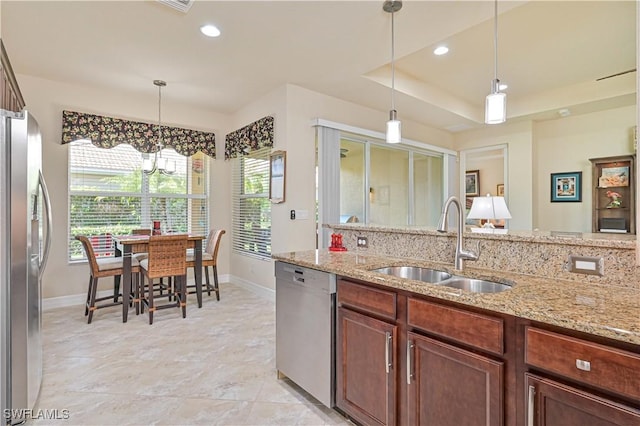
273 250 640 346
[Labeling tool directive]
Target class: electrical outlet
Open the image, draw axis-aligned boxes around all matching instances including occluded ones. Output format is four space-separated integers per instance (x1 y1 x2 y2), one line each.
566 255 604 276
356 236 368 248
290 210 296 220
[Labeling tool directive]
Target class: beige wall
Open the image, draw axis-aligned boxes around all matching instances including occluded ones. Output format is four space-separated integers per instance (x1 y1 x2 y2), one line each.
455 121 534 231
533 105 635 232
16 74 229 299
231 84 454 291
454 105 636 233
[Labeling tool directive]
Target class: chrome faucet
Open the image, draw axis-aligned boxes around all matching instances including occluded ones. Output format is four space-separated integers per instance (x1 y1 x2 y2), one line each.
437 196 479 271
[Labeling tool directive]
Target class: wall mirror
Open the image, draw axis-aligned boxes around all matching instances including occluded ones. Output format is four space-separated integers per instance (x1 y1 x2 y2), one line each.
449 1 636 235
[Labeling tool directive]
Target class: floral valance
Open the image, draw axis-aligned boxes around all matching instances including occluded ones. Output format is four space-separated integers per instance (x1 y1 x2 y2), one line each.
224 116 274 160
61 110 216 158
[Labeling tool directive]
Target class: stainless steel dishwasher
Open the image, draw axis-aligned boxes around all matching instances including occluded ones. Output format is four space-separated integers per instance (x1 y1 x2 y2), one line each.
275 261 336 408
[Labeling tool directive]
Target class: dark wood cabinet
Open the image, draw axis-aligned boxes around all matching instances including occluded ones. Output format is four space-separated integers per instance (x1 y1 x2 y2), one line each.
590 155 636 234
336 306 397 426
335 278 640 426
407 331 504 426
525 374 640 426
0 40 26 112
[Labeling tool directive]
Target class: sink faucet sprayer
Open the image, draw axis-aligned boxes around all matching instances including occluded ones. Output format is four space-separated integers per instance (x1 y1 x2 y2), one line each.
437 196 480 271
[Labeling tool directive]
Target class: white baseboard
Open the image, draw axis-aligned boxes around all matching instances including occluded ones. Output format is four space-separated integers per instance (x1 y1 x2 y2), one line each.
225 274 275 302
43 275 274 311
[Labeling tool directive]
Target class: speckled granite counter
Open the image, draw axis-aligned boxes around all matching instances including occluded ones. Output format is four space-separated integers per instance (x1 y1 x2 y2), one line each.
273 250 640 346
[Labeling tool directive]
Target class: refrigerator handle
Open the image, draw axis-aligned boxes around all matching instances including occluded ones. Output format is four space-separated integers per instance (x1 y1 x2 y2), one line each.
39 170 52 273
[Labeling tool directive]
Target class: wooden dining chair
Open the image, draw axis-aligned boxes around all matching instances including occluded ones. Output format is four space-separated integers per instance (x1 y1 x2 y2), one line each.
76 235 140 324
138 234 188 324
186 229 225 301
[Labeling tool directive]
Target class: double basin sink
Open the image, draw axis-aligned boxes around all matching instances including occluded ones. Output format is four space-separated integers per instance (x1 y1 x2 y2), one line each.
370 266 512 294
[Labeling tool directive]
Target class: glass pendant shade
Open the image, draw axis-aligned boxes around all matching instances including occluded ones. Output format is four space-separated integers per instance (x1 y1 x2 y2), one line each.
386 110 401 144
485 91 506 124
142 157 154 173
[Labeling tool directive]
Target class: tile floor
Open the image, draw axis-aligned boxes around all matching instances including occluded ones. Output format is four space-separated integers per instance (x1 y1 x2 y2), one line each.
32 282 349 425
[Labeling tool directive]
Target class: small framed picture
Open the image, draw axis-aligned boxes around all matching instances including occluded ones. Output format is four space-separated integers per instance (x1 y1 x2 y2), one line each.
465 170 480 196
497 184 504 196
269 150 286 203
551 171 582 202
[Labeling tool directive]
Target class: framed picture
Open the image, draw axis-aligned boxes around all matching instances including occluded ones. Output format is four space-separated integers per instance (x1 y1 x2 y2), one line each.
551 171 582 202
465 170 480 196
497 184 504 196
269 150 286 203
599 166 629 187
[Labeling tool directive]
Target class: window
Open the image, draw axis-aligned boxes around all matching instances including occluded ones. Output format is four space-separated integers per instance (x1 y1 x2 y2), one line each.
68 140 209 261
231 147 271 259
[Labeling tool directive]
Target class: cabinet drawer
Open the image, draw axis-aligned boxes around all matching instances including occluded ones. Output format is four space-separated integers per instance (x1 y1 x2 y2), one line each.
407 298 504 356
337 279 396 321
525 327 640 400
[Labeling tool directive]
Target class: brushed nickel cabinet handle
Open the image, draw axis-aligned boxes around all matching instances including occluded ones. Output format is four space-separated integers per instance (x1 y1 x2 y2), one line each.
406 340 414 384
576 359 591 371
385 332 392 374
527 384 535 426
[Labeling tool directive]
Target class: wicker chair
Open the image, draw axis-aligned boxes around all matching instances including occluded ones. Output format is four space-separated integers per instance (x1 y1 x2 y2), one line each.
186 229 225 301
138 234 188 324
75 235 140 324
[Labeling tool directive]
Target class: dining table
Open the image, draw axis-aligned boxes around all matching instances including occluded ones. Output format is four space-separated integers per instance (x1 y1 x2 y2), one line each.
112 234 205 323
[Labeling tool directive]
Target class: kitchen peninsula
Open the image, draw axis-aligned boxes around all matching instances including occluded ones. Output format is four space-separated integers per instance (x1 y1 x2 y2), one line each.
273 225 640 425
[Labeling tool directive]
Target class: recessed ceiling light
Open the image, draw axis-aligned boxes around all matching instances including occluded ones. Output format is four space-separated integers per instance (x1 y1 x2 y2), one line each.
200 24 221 38
498 83 508 90
433 46 449 56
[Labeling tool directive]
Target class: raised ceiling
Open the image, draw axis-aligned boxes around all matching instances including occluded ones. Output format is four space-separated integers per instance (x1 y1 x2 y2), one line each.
1 1 636 133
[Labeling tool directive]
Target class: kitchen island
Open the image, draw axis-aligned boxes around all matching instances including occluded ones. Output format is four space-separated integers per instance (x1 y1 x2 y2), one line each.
273 248 640 425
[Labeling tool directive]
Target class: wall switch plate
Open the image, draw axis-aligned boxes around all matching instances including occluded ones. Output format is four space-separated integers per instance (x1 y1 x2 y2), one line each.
566 255 604 276
356 236 368 248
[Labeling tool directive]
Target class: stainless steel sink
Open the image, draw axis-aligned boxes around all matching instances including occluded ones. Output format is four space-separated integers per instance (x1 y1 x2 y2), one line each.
370 266 452 283
440 277 512 293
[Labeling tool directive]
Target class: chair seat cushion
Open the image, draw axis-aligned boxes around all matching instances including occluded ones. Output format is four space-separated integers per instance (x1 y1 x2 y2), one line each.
96 256 139 272
186 253 213 263
133 252 148 261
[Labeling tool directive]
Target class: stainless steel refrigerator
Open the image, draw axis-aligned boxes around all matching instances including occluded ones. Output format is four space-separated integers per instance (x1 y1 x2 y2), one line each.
0 110 52 425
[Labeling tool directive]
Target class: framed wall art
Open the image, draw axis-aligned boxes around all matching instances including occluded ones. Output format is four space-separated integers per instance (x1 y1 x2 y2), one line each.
465 170 480 196
269 150 286 203
551 171 582 202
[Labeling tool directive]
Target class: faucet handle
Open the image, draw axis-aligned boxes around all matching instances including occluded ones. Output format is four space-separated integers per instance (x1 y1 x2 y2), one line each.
460 241 481 262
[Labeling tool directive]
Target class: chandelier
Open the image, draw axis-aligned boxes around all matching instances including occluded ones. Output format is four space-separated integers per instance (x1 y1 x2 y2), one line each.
143 80 176 175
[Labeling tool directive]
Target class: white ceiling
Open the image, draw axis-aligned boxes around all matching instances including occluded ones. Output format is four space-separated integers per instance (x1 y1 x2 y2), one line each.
1 0 636 133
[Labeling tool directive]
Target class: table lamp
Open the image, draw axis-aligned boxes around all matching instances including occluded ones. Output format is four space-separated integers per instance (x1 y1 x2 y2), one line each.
467 194 512 233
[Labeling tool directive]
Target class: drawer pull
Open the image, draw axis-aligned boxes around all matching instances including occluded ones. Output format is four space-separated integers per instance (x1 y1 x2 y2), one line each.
576 359 591 371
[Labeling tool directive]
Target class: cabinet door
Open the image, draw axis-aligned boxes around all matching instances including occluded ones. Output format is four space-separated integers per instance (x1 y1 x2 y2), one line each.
525 374 640 426
336 307 397 426
407 332 504 426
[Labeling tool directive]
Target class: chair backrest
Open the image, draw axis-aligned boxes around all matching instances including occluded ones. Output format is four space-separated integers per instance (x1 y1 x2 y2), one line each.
204 229 226 263
75 235 99 275
131 228 152 236
146 234 188 280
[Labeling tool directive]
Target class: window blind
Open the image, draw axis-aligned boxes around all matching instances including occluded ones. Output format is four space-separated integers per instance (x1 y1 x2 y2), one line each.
68 140 209 261
231 147 271 259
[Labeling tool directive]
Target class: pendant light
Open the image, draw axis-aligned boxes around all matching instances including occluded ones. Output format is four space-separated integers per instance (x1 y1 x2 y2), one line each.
383 0 402 143
143 80 176 175
485 0 506 124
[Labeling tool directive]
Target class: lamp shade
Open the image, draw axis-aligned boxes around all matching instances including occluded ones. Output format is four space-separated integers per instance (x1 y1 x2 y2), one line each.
485 92 506 124
467 195 512 220
386 118 401 144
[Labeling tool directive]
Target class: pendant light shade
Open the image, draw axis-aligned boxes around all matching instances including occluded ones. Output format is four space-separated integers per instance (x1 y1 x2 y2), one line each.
386 110 401 144
143 80 176 175
485 0 506 124
383 0 402 143
485 80 506 124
